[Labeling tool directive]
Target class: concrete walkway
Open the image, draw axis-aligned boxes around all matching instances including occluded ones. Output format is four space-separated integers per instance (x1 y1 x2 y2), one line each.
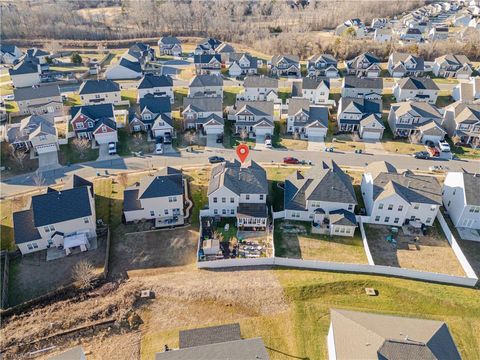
307 136 325 151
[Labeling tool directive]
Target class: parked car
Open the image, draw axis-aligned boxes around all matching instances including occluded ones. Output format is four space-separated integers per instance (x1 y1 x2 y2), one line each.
156 136 164 144
438 140 451 152
208 156 225 164
155 143 164 154
216 134 223 143
265 134 272 148
283 157 299 164
108 142 116 155
164 132 172 145
3 94 14 101
429 165 449 172
413 151 430 159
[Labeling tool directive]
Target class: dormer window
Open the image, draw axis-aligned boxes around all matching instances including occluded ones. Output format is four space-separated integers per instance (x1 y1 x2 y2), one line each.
76 122 84 129
87 121 94 128
144 113 152 121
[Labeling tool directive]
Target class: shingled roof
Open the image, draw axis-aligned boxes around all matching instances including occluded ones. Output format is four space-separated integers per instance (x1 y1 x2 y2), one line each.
138 74 172 89
179 323 241 349
189 74 223 87
79 79 119 95
208 160 268 196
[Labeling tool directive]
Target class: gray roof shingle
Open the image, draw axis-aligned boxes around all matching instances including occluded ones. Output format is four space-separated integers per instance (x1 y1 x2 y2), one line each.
179 323 241 349
343 76 383 90
243 75 278 89
397 77 439 91
138 74 173 89
463 173 480 206
13 84 60 101
189 74 223 88
13 209 41 245
79 79 120 95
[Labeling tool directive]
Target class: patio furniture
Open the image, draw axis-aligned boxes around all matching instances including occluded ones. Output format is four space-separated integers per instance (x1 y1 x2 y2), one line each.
365 288 377 296
390 227 399 234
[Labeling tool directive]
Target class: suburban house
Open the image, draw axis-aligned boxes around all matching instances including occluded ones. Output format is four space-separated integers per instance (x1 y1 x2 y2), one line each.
345 53 381 78
270 55 300 77
284 162 358 236
123 167 185 228
454 13 472 27
70 103 118 144
387 52 425 77
193 54 222 75
442 101 480 147
236 75 279 102
429 26 449 41
7 115 58 155
233 100 274 136
227 53 258 77
123 43 154 66
105 57 142 80
155 323 269 360
215 43 236 62
182 96 224 135
452 77 480 102
194 38 222 55
443 171 480 231
327 309 461 360
158 36 182 56
13 84 62 119
13 175 96 255
130 95 173 137
374 28 393 42
137 74 173 103
78 79 121 105
393 77 440 104
0 44 23 64
188 74 223 98
337 97 382 133
358 113 385 140
307 54 339 78
286 98 329 139
207 160 269 230
400 27 424 43
291 77 330 104
341 77 383 99
361 161 442 226
23 47 50 65
8 60 41 88
388 101 445 143
433 54 473 78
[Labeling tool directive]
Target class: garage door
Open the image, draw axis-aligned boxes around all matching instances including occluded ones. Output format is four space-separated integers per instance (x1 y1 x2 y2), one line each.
35 143 58 154
362 131 381 140
204 125 223 135
306 128 326 139
255 127 273 136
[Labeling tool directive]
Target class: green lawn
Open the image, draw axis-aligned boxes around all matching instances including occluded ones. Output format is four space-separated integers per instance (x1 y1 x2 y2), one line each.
121 89 137 106
223 86 242 106
215 218 237 242
116 128 154 156
59 139 99 165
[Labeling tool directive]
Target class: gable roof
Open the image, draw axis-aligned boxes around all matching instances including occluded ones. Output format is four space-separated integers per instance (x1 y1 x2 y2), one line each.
463 172 480 206
118 57 142 73
79 79 120 95
288 98 310 116
13 209 41 245
13 84 60 101
179 323 241 349
391 102 442 120
228 53 258 69
194 54 221 64
343 76 383 90
71 103 114 120
9 61 38 75
208 160 268 196
285 161 356 210
136 167 183 200
308 54 337 66
330 309 461 360
138 74 173 89
390 52 425 71
26 47 49 58
183 96 223 113
189 74 223 87
397 77 439 91
235 101 274 117
271 55 299 66
159 36 181 45
140 95 171 114
346 52 380 69
435 54 471 67
243 75 278 89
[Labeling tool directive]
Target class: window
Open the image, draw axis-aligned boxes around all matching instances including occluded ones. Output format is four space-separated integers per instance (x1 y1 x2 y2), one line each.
49 225 55 232
27 243 39 250
340 228 345 233
83 217 89 224
214 209 218 215
230 197 234 203
398 205 403 211
44 226 50 232
87 121 94 128
426 217 432 224
388 204 393 210
384 216 390 222
101 126 107 133
246 194 250 200
222 209 226 215
378 203 384 210
375 216 380 222
230 209 235 215
334 228 340 233
394 218 400 224
169 196 177 202
414 204 419 210
76 122 84 129
150 211 155 216
222 197 226 203
213 197 217 203
164 209 169 215
447 201 451 207
259 194 264 201
348 204 353 211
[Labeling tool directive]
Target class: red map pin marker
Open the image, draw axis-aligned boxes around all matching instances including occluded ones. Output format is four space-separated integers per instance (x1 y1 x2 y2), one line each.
236 144 249 163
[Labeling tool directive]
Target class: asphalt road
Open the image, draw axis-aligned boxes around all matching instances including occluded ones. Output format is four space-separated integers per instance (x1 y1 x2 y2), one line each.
1 146 478 198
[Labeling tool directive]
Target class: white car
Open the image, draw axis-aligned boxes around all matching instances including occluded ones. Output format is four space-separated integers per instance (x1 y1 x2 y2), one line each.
438 140 451 152
265 135 272 148
108 142 117 155
3 94 14 101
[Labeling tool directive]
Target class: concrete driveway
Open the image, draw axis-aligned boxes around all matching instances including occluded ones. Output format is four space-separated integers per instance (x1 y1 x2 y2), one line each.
38 151 60 171
307 136 325 151
255 135 266 150
206 134 224 149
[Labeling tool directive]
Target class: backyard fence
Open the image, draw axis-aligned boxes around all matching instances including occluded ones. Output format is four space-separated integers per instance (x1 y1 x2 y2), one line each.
357 216 375 266
272 211 285 219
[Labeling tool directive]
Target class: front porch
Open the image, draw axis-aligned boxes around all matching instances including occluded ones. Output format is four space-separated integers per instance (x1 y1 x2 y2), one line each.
236 203 268 231
155 214 184 228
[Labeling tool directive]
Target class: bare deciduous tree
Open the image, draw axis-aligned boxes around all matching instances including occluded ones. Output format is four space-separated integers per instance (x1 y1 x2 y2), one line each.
9 145 27 169
72 260 96 289
32 171 45 190
292 131 300 140
183 131 198 146
213 230 224 243
71 138 90 160
239 129 249 142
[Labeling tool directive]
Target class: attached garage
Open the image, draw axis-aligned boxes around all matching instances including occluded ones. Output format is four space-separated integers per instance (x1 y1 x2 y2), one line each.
35 143 58 154
305 127 327 139
418 122 446 144
253 119 274 136
359 115 385 140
